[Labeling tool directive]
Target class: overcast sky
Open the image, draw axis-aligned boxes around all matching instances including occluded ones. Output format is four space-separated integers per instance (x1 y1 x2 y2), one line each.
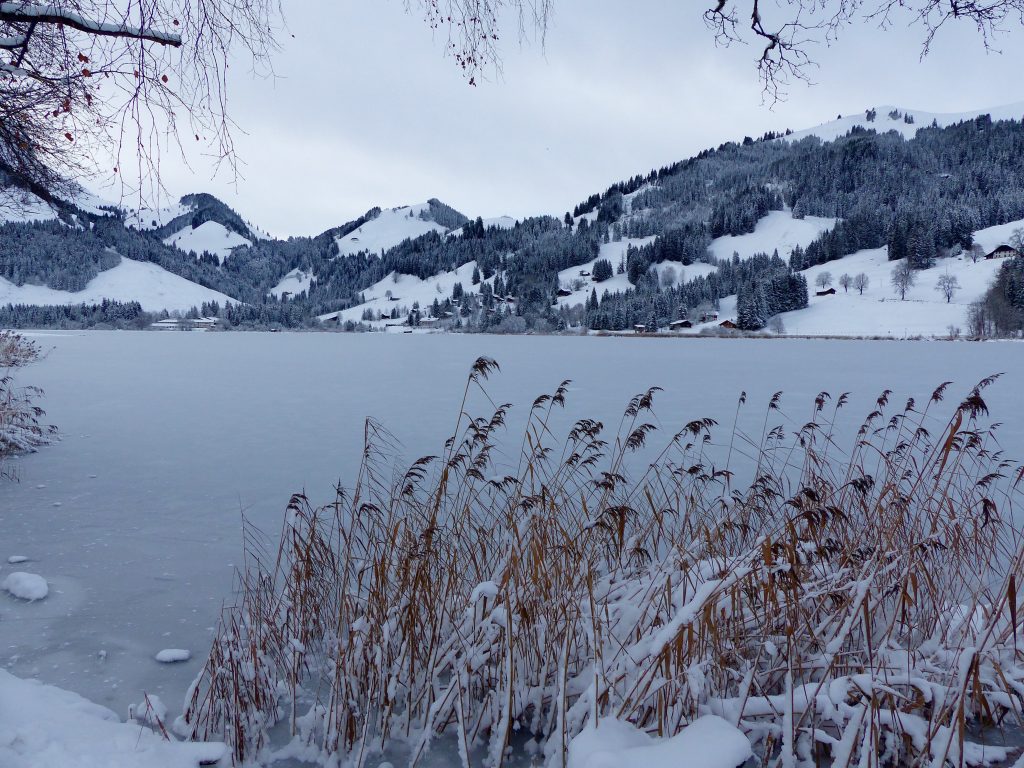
121 1 1024 238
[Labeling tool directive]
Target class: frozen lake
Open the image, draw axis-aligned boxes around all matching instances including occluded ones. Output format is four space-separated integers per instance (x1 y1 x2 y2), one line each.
2 331 1023 720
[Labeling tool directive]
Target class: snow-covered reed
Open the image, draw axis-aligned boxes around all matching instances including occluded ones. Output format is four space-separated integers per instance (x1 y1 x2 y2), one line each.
0 331 55 473
179 359 1024 768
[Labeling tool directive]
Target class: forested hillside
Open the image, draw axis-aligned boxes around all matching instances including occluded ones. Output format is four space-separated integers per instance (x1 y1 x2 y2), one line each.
2 107 1023 333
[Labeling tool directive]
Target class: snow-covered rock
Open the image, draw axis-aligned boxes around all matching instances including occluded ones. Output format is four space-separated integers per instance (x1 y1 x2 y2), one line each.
2 572 48 601
567 715 751 768
0 669 226 768
154 648 191 663
6 556 29 564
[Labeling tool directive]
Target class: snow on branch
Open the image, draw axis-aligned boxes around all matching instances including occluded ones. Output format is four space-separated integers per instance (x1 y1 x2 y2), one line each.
0 2 181 46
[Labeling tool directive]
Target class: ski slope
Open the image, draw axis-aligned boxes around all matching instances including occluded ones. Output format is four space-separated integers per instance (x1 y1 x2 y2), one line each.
162 221 251 262
336 203 450 257
783 102 1024 144
707 210 837 262
0 257 237 312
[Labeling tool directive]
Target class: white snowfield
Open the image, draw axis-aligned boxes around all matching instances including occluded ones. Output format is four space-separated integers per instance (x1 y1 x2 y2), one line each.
336 203 449 257
0 669 226 768
269 267 314 299
0 256 237 313
708 210 837 262
783 101 1024 144
163 221 251 263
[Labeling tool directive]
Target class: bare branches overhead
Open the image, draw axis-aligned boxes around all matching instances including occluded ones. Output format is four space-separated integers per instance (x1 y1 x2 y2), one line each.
0 1 280 204
408 1 1024 100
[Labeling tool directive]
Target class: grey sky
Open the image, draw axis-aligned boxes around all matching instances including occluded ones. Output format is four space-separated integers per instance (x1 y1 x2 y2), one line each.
135 1 1024 237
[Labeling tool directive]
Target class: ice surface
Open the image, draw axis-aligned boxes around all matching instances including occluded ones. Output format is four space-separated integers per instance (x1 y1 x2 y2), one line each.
1 331 1022 721
2 572 48 601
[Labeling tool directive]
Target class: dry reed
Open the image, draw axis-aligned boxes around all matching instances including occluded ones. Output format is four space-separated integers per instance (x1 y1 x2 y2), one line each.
178 359 1024 768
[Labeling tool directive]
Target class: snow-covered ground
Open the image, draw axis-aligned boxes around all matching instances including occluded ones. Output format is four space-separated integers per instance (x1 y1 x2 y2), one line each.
336 203 450 256
0 669 225 768
269 267 314 299
783 101 1024 144
707 209 837 262
0 257 236 312
162 221 251 263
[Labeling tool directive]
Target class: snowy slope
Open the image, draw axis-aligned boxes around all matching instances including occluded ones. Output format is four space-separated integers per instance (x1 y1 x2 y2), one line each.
319 260 485 327
692 219 1023 338
708 210 837 262
783 102 1024 144
0 187 59 225
449 216 517 237
162 221 251 262
0 669 226 768
269 268 314 299
123 202 192 231
336 203 449 256
0 257 236 312
556 238 718 309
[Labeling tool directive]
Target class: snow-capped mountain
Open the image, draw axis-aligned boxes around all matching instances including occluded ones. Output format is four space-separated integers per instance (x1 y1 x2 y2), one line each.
3 102 1024 333
782 101 1024 144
